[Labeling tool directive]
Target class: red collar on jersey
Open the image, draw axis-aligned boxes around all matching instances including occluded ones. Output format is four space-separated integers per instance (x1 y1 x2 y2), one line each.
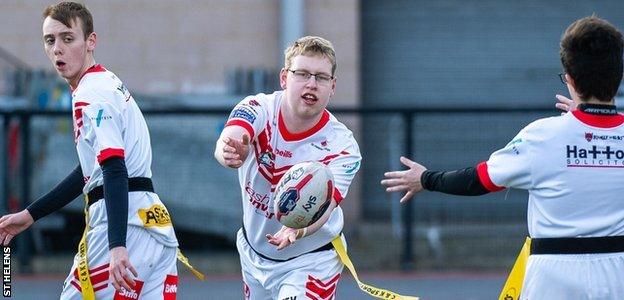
278 109 330 141
71 64 107 92
572 103 624 128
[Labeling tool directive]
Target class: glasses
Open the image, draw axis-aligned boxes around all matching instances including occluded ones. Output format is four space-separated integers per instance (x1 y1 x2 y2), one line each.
558 72 567 85
287 69 334 85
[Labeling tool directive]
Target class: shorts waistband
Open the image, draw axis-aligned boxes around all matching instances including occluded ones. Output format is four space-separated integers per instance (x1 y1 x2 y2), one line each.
531 235 624 255
86 177 154 207
241 226 334 262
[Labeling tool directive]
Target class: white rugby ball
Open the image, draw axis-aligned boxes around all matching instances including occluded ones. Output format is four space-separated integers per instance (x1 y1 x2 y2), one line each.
274 161 334 229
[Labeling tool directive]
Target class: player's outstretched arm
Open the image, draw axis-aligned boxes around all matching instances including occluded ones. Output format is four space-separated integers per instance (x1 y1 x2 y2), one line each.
0 210 34 245
555 94 576 114
381 156 427 203
266 200 338 250
214 126 250 169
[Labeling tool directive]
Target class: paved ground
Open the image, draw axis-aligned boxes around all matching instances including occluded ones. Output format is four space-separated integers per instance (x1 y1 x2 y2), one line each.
9 271 505 299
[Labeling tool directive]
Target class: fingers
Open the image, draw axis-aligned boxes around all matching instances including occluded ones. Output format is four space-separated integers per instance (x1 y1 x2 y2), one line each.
399 156 415 167
3 234 13 246
380 178 405 187
385 185 409 193
555 94 573 103
400 191 414 204
383 170 406 179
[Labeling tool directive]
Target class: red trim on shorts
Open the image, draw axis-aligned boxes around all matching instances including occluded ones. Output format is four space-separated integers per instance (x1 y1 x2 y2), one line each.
97 148 125 164
306 273 341 300
278 110 330 142
572 109 624 128
476 162 505 192
163 275 178 300
225 119 255 140
113 280 144 300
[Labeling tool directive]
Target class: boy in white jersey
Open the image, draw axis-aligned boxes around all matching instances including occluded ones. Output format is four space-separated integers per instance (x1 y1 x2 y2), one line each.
0 2 179 299
215 36 361 299
382 16 624 299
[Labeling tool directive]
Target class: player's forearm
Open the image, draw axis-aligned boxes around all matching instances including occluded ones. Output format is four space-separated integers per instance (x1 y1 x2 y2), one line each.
101 157 129 249
421 167 490 196
26 164 85 221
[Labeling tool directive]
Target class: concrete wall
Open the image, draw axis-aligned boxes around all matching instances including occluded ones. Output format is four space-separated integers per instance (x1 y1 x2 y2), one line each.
0 0 359 106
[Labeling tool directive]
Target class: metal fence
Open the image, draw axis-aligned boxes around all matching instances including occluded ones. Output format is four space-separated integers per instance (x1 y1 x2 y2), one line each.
1 105 557 271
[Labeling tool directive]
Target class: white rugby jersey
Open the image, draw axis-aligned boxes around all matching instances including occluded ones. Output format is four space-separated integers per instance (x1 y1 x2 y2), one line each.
225 91 361 260
477 106 624 238
72 64 177 247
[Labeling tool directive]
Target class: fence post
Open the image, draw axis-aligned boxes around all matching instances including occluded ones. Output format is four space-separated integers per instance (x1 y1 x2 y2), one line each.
18 113 32 273
401 112 414 270
2 115 9 216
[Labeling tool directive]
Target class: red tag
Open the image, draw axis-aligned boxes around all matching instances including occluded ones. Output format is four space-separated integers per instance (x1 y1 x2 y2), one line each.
163 274 179 300
114 280 144 300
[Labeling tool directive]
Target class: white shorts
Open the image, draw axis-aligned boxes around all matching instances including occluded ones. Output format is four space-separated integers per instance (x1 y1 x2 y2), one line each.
521 252 624 300
60 224 178 299
236 228 344 300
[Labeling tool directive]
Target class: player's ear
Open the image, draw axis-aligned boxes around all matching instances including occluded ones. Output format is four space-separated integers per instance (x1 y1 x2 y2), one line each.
86 32 97 52
279 68 288 90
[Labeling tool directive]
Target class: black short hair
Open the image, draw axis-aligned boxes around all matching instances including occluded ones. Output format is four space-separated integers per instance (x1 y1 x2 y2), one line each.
560 16 623 102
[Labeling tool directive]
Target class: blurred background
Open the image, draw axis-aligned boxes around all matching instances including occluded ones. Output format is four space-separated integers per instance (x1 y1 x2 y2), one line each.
1 0 624 299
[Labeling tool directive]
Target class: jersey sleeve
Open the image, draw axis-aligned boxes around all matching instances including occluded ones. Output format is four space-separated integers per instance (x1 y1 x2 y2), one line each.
80 91 126 165
324 137 362 204
224 95 268 141
477 127 534 191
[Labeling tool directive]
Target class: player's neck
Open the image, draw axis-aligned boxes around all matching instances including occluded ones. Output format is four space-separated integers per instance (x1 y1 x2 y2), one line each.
69 56 97 90
280 105 323 134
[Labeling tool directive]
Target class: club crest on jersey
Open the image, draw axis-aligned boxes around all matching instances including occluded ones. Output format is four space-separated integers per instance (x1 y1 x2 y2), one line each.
259 151 274 167
585 132 593 142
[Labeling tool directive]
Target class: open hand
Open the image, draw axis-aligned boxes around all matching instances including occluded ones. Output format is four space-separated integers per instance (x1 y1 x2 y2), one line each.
109 246 138 292
381 156 427 203
266 226 304 250
221 134 250 168
0 210 34 245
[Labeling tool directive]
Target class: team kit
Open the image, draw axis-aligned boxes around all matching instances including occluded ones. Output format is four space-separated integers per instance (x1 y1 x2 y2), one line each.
0 1 623 299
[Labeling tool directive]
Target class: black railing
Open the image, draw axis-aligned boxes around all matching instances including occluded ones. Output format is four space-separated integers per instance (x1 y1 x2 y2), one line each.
1 105 556 272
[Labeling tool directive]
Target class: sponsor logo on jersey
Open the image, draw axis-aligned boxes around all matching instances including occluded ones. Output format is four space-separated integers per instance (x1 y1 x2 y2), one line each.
310 142 331 152
138 205 172 227
92 109 112 127
248 99 260 106
114 280 143 300
274 148 293 158
583 132 624 142
343 161 360 174
566 145 624 167
245 181 274 219
230 107 257 124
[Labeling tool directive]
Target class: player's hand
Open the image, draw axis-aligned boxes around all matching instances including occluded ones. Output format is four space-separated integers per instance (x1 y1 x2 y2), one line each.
555 94 575 115
381 156 427 203
109 246 138 292
266 226 305 250
221 134 250 168
0 210 34 245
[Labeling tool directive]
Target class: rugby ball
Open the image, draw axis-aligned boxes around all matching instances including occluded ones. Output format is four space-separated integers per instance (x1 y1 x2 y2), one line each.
274 161 334 229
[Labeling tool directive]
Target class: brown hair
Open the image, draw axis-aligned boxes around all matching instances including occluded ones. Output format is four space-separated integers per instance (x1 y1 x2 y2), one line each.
284 36 337 75
43 1 93 40
560 16 623 102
